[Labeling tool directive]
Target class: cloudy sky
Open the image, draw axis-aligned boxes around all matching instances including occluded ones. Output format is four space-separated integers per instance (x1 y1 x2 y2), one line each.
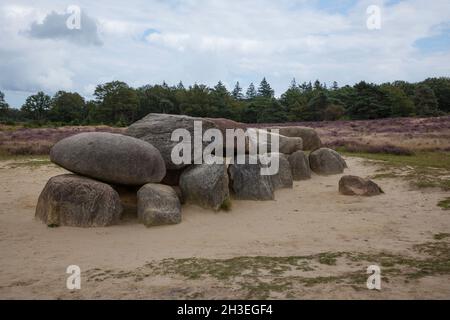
1 0 449 107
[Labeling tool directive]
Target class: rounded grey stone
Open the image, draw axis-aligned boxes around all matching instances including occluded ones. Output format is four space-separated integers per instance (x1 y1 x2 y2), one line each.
309 148 347 175
35 174 122 227
137 183 181 227
180 163 230 211
339 175 384 196
288 151 311 180
228 156 275 200
50 132 166 185
126 113 218 170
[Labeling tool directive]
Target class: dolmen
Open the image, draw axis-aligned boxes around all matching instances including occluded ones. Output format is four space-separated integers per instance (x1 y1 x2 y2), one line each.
35 113 353 228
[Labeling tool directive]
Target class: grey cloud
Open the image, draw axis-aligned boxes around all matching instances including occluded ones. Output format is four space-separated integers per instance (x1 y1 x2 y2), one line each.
27 10 102 46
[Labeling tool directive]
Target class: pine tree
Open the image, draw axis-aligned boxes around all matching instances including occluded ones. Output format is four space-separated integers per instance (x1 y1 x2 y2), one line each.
302 91 329 121
257 77 274 98
280 82 305 121
232 82 243 100
290 78 297 89
211 81 232 118
313 80 322 91
347 81 391 119
246 83 257 99
301 81 313 92
332 81 339 91
213 81 229 97
176 81 185 90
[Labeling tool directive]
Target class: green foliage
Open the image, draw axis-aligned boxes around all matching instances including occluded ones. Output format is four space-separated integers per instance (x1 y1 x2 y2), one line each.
331 81 339 91
50 91 86 123
381 84 415 117
257 77 274 98
137 83 179 119
302 91 329 120
280 83 307 121
245 82 257 100
324 104 345 120
414 84 441 116
422 77 450 113
347 81 391 119
21 91 52 122
0 90 9 119
219 197 232 211
437 199 450 211
179 84 214 117
93 81 139 124
231 81 243 100
2 77 449 126
257 98 288 123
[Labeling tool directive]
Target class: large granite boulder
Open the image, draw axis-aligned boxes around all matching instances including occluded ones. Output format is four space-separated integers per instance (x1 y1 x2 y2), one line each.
250 129 303 155
228 156 275 200
206 122 303 156
339 175 384 196
206 118 249 156
137 184 181 227
309 148 347 175
35 174 122 227
267 126 321 150
50 132 165 186
126 113 218 170
288 151 311 180
179 163 230 210
206 118 247 131
263 153 293 189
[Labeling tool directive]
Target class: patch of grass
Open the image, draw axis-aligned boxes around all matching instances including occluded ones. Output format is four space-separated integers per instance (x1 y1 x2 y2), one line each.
346 242 450 280
411 177 450 191
84 236 450 299
0 152 50 161
150 255 314 281
7 157 53 168
241 279 293 299
437 198 450 210
345 151 450 191
316 252 342 265
162 239 450 286
0 144 52 157
341 151 450 170
433 233 450 240
0 153 54 169
219 197 232 212
371 172 398 179
340 143 414 156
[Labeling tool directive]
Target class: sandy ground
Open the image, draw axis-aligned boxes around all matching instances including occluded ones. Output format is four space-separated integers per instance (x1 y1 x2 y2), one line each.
0 157 449 299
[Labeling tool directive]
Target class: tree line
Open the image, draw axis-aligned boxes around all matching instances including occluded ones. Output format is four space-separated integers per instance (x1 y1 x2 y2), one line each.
0 77 449 126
